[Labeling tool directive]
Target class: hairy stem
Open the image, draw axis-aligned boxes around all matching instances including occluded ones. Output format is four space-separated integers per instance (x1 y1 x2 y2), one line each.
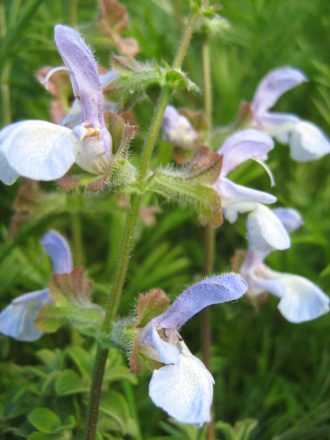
201 35 216 440
84 13 198 440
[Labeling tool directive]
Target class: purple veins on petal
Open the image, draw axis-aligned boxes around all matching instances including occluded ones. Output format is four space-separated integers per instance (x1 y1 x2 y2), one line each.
41 230 73 274
156 273 247 330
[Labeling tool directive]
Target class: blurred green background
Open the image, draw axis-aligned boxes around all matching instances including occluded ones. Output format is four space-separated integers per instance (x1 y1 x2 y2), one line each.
0 0 329 438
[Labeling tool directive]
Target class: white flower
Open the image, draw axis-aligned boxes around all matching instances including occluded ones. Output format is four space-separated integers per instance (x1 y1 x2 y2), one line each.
140 274 247 425
240 207 329 323
250 67 330 162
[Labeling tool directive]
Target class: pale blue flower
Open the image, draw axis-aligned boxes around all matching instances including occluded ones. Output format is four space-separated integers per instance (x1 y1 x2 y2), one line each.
0 230 72 341
250 67 330 161
0 25 113 185
213 129 290 251
162 105 198 150
140 273 247 426
240 208 330 323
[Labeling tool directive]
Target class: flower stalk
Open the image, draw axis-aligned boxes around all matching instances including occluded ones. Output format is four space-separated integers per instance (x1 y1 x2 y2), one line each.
0 5 11 126
84 12 199 440
201 21 216 440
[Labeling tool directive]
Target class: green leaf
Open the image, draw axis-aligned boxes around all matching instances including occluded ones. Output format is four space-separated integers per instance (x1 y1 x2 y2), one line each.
165 68 199 93
27 408 61 434
65 346 92 378
100 391 138 437
55 370 89 396
150 171 222 226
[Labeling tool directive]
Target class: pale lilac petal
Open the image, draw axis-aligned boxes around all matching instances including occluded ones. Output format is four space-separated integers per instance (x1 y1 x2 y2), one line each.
288 121 330 162
257 112 300 142
54 25 112 155
155 273 247 330
0 289 50 341
215 177 276 223
100 71 118 88
218 129 274 175
254 270 329 323
140 323 180 364
72 125 111 174
0 151 19 185
247 204 290 252
162 105 198 150
273 207 303 233
239 249 268 296
0 121 79 181
252 67 307 116
0 124 20 185
149 353 214 426
41 230 73 274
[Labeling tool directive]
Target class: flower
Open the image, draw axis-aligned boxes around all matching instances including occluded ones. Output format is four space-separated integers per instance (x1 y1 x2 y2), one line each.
240 207 329 323
250 66 330 162
162 105 198 150
213 129 290 251
139 273 247 425
0 25 113 185
0 230 72 341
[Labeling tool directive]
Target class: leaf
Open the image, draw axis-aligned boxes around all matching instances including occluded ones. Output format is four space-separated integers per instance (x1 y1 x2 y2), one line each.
27 408 61 434
151 171 223 226
165 68 199 93
104 365 138 385
65 346 92 378
55 370 89 396
100 390 138 437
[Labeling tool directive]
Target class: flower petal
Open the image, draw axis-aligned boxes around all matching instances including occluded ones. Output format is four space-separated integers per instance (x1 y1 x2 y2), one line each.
140 323 180 364
54 25 112 155
255 270 329 323
252 67 307 116
0 289 50 341
54 25 102 127
257 111 300 142
40 230 73 274
162 105 197 150
288 121 330 162
215 177 276 223
247 204 291 252
218 129 274 176
273 207 303 233
156 273 247 330
0 151 19 185
149 353 214 426
0 120 79 181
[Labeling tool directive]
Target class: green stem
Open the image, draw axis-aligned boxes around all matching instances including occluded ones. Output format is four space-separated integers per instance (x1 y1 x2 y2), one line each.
0 5 12 126
201 35 216 440
84 12 198 440
70 0 78 27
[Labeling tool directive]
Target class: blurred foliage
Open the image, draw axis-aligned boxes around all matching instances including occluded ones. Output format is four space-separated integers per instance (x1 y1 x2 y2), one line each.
0 0 329 439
